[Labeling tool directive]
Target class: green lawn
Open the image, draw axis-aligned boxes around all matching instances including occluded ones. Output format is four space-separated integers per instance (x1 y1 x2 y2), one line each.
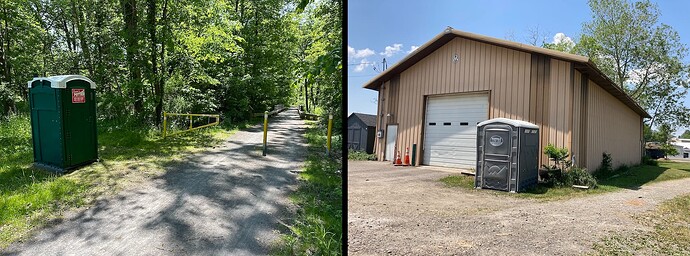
440 161 690 201
591 193 690 255
275 121 342 255
0 114 249 249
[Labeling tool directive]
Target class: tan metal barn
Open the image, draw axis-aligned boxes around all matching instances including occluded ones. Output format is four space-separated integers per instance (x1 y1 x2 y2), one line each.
363 27 650 171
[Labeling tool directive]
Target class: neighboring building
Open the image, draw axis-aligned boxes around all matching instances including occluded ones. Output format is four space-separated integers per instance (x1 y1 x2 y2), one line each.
348 113 377 154
363 27 650 171
668 138 690 158
644 142 665 159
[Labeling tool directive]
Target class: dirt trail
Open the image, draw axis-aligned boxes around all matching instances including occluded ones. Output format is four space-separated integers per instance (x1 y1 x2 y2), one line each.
5 108 307 256
348 161 690 255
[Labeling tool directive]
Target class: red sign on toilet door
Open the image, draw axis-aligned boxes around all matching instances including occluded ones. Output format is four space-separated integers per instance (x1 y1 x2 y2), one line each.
72 89 85 103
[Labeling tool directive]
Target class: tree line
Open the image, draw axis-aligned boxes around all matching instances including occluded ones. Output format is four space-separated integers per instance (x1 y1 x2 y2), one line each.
535 0 690 141
0 0 342 130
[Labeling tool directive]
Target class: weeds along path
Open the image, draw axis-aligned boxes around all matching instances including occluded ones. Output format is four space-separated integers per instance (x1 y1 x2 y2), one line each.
5 108 307 255
348 161 690 255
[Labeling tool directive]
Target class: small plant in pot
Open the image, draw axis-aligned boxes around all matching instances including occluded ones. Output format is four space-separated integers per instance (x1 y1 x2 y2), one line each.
541 144 571 186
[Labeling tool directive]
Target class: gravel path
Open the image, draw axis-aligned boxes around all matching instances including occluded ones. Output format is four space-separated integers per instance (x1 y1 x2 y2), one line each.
348 161 690 255
5 108 306 256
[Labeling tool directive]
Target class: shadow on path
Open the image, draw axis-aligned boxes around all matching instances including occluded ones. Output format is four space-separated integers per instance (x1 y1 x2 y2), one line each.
4 108 307 256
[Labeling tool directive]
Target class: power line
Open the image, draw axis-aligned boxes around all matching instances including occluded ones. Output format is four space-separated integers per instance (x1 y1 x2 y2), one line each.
347 61 379 66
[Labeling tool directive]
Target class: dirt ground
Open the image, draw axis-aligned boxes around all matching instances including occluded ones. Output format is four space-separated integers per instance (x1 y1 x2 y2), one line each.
4 109 306 256
348 161 690 255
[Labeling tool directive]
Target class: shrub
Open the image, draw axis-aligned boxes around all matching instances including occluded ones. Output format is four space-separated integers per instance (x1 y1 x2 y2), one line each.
642 155 659 166
594 152 614 179
563 167 598 188
348 150 376 161
543 144 570 170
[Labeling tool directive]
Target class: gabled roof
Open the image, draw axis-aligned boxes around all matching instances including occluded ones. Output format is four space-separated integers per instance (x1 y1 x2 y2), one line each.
362 27 650 118
349 112 377 127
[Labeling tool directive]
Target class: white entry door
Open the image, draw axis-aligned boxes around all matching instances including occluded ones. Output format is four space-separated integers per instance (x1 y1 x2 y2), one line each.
385 124 398 161
423 93 489 168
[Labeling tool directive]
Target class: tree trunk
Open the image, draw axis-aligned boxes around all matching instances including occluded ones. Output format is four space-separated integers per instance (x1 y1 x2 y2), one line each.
120 0 143 115
147 0 160 125
304 78 308 112
72 0 94 77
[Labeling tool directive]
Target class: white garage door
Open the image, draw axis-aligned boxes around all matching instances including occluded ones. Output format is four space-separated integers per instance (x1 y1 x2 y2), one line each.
423 93 489 169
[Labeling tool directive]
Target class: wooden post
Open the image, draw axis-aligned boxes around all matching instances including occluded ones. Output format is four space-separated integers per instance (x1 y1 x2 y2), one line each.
263 111 268 156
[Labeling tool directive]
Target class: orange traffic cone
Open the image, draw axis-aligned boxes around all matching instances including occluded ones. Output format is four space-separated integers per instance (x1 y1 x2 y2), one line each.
404 147 410 166
395 150 402 165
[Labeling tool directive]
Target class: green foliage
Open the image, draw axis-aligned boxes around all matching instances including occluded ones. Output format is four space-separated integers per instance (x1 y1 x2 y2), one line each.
594 152 614 179
592 194 690 255
576 0 690 129
661 143 679 157
278 123 342 255
542 144 571 174
440 175 475 189
543 144 569 161
0 113 232 248
641 155 659 166
540 145 598 188
347 150 376 161
562 167 598 188
0 0 341 131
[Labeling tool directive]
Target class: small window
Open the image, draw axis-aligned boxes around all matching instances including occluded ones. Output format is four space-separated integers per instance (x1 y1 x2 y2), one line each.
443 122 451 126
460 122 468 126
429 122 436 126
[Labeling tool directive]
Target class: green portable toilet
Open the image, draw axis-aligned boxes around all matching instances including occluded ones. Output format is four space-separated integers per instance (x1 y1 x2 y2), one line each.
28 75 98 173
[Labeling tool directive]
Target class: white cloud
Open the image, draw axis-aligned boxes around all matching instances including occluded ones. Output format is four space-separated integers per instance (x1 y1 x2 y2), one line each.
380 43 403 57
354 58 372 72
407 45 419 53
348 46 356 59
348 45 375 59
552 33 574 45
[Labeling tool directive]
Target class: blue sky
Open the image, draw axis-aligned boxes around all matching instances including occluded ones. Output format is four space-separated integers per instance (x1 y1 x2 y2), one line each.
347 0 690 133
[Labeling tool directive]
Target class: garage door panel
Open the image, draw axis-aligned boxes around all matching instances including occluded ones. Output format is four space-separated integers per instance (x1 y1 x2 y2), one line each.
423 93 488 169
425 135 476 144
424 128 477 136
426 158 478 167
426 105 488 112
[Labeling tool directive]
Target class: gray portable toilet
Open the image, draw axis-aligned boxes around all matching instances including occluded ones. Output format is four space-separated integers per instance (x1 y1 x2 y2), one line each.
475 118 539 193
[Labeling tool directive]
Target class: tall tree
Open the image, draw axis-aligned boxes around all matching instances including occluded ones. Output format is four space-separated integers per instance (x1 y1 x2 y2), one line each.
120 0 143 115
575 0 690 129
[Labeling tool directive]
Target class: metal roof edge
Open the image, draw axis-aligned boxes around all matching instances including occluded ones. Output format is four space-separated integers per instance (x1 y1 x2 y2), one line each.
361 27 651 119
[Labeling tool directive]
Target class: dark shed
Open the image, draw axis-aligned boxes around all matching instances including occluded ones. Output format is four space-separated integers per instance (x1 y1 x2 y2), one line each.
348 113 377 154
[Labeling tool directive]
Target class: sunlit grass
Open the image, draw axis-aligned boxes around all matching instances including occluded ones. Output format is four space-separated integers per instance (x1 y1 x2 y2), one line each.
0 114 245 249
591 193 690 255
440 161 690 201
276 121 342 255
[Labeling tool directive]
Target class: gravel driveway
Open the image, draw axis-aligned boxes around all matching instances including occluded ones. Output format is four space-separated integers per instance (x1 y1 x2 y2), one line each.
348 161 690 255
4 108 306 255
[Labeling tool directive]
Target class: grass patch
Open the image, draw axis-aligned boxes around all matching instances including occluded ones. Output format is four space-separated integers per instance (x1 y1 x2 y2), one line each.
591 193 690 255
440 161 690 201
440 175 475 189
347 150 376 161
0 114 249 249
276 121 342 255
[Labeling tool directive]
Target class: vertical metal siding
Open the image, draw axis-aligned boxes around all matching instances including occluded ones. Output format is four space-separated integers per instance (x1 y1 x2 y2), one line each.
373 36 642 170
571 70 582 165
379 37 532 166
585 80 642 170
